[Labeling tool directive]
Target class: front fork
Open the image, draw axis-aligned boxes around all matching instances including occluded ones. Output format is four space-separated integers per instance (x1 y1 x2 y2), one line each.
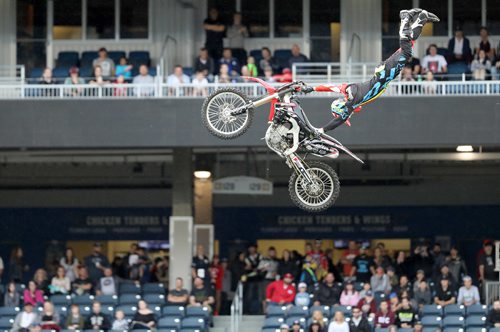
286 153 313 185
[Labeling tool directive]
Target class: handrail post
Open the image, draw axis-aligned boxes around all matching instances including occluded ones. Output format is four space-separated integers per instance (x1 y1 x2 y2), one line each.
327 64 331 83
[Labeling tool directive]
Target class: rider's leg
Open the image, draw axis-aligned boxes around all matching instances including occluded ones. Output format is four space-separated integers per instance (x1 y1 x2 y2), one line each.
410 10 440 40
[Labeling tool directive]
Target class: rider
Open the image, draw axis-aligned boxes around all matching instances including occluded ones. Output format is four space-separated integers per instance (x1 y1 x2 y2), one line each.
303 9 439 132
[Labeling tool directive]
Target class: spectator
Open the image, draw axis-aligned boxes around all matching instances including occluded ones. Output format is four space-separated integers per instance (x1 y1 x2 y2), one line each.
226 12 248 48
295 282 311 307
291 320 302 332
59 248 79 282
203 8 225 60
457 276 480 306
84 243 110 284
278 249 299 280
64 67 85 97
340 241 359 277
50 266 71 295
216 63 232 83
259 247 280 303
10 303 39 332
65 304 84 330
111 310 128 331
447 247 468 282
310 320 325 332
72 267 94 296
194 48 215 78
167 65 190 85
373 246 392 270
273 68 293 83
219 48 240 76
491 50 500 80
246 56 258 77
263 66 276 82
39 301 60 331
412 269 426 294
386 267 398 288
189 277 215 310
340 281 360 306
471 50 492 80
357 290 377 318
393 275 411 297
23 280 44 306
422 71 437 94
435 264 457 290
394 251 409 278
151 256 168 284
130 300 156 330
406 56 421 76
478 240 499 283
476 26 496 60
328 311 349 332
422 45 448 74
325 249 343 283
280 324 290 332
371 267 391 294
349 306 371 332
431 243 447 277
192 244 210 282
244 243 263 313
351 245 375 283
388 292 401 313
4 281 20 307
374 301 395 328
289 44 308 68
314 273 341 307
260 47 280 74
115 56 133 80
401 66 415 81
487 300 500 328
358 282 372 299
311 310 327 331
10 246 28 283
266 273 296 307
167 277 189 305
299 255 317 287
39 67 56 84
395 297 418 328
210 255 224 315
230 251 246 292
89 66 110 86
96 268 119 296
84 302 110 331
92 47 115 79
113 75 128 97
133 64 155 96
434 277 456 307
447 28 472 64
412 280 432 308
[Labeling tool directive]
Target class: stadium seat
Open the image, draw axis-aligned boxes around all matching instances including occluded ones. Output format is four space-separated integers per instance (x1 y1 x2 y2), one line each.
423 328 438 332
182 67 193 78
447 63 469 79
129 51 151 67
443 328 464 332
0 317 14 329
286 316 306 328
0 307 20 317
249 49 263 67
142 283 166 295
306 317 329 327
107 51 126 64
51 294 72 306
442 315 465 328
261 329 279 332
375 328 389 332
266 305 287 317
354 282 364 292
77 305 92 316
95 295 119 305
273 49 293 69
230 48 248 68
81 51 99 67
398 328 414 332
101 305 115 317
162 306 186 318
332 305 353 318
57 51 79 67
422 305 443 317
465 315 487 327
185 306 210 319
79 66 94 79
262 317 285 329
54 305 68 318
158 317 182 329
374 292 386 306
287 305 309 318
119 283 142 295
179 329 203 332
180 317 205 330
490 329 500 332
143 294 165 305
72 294 95 305
119 294 141 305
309 305 330 317
466 305 488 317
157 329 178 332
421 315 442 328
15 284 26 293
149 67 157 77
466 328 487 332
115 305 137 317
444 304 465 316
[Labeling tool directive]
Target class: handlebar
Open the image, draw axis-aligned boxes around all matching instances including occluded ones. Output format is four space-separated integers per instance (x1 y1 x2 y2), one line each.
276 80 306 92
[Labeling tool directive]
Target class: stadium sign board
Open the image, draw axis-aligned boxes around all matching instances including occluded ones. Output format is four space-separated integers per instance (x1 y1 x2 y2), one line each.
213 176 273 195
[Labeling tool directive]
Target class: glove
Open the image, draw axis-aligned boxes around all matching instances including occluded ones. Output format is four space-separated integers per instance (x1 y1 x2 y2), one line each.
301 85 315 94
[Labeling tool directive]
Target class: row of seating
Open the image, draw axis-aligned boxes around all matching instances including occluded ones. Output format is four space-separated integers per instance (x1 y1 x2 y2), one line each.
57 51 151 68
262 329 500 332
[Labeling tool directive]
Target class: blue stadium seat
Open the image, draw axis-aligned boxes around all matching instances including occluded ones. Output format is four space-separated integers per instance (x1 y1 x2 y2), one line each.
157 329 179 332
185 306 210 319
375 328 389 332
0 307 20 317
266 305 287 317
309 305 330 317
29 67 43 80
120 283 142 295
15 284 26 293
115 305 137 317
442 315 465 328
0 317 14 329
149 67 157 77
143 294 165 305
54 305 68 318
374 292 387 306
466 305 488 317
423 328 438 332
81 51 99 67
129 51 151 67
0 285 4 295
107 51 126 64
157 317 182 329
261 329 279 332
443 328 464 332
287 305 309 318
182 67 193 78
79 66 94 79
354 282 364 292
51 294 72 306
447 63 469 80
262 317 285 329
230 48 248 68
489 328 500 332
142 283 166 295
444 305 465 316
466 328 487 332
180 317 205 330
273 49 293 69
286 316 306 328
101 305 115 317
95 295 118 305
77 305 92 316
72 294 95 305
162 306 185 318
422 305 443 317
332 305 353 318
57 51 79 67
421 315 442 328
398 328 414 332
119 294 141 305
465 315 487 327
179 329 203 332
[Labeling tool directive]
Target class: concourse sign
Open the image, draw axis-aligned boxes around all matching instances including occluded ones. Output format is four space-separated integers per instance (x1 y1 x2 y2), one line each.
212 176 273 195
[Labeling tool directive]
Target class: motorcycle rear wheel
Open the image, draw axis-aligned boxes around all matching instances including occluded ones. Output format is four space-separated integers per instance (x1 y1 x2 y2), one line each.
201 88 254 139
289 161 340 212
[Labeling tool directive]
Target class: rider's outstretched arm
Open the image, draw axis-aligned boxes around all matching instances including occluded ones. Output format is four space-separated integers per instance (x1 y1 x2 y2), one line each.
322 107 354 131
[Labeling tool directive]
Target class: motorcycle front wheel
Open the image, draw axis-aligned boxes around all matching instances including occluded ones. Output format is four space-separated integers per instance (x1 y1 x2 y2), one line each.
289 161 340 212
201 88 254 139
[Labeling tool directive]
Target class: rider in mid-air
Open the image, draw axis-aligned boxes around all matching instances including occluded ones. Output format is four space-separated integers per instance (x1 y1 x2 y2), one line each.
303 9 439 132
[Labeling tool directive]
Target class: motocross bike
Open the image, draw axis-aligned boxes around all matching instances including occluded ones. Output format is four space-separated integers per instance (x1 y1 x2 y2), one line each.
201 77 364 212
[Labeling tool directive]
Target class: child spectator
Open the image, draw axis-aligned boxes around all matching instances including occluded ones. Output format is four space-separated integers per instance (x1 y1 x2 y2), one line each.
111 310 128 331
294 282 311 307
115 56 133 80
114 75 128 97
65 304 84 330
4 281 20 307
191 71 209 97
263 66 276 82
246 56 258 77
471 50 492 80
422 71 437 95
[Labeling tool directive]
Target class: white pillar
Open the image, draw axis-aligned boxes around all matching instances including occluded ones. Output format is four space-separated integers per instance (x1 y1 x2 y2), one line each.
0 0 17 67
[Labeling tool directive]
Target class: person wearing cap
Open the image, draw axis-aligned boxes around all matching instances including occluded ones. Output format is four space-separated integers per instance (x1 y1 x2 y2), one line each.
412 279 432 308
84 243 110 285
64 66 85 96
351 246 376 283
92 47 115 79
280 323 290 332
313 273 341 307
434 263 457 291
295 282 311 307
433 277 456 307
412 269 426 294
374 301 395 329
457 275 480 306
370 266 391 294
356 290 377 318
349 306 371 332
265 273 296 308
388 292 401 313
11 302 39 332
478 241 499 283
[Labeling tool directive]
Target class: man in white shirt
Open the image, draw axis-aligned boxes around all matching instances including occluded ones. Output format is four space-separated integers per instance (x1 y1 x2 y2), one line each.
422 44 448 74
167 65 190 85
11 303 39 332
457 275 480 306
132 64 155 96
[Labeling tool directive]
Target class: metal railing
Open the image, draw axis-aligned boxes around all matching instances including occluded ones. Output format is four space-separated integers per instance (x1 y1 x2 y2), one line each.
230 282 243 332
0 65 26 84
484 281 500 305
0 81 499 99
292 62 379 82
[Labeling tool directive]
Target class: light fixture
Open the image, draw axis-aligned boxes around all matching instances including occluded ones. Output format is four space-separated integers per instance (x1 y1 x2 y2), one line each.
456 145 473 152
194 170 211 179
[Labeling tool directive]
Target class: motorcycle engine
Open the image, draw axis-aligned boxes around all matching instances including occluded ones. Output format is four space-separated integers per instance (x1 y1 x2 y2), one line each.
265 123 293 156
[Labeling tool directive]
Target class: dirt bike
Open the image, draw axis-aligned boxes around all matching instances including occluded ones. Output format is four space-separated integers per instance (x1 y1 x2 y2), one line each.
201 77 364 212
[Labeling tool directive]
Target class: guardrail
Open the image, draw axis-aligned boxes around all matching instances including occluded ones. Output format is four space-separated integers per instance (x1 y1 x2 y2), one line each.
0 81 498 99
0 65 26 84
230 282 243 332
292 62 380 82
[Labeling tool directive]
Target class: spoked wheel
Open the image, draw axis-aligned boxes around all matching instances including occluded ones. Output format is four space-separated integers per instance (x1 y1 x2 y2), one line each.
289 161 340 212
201 88 254 139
